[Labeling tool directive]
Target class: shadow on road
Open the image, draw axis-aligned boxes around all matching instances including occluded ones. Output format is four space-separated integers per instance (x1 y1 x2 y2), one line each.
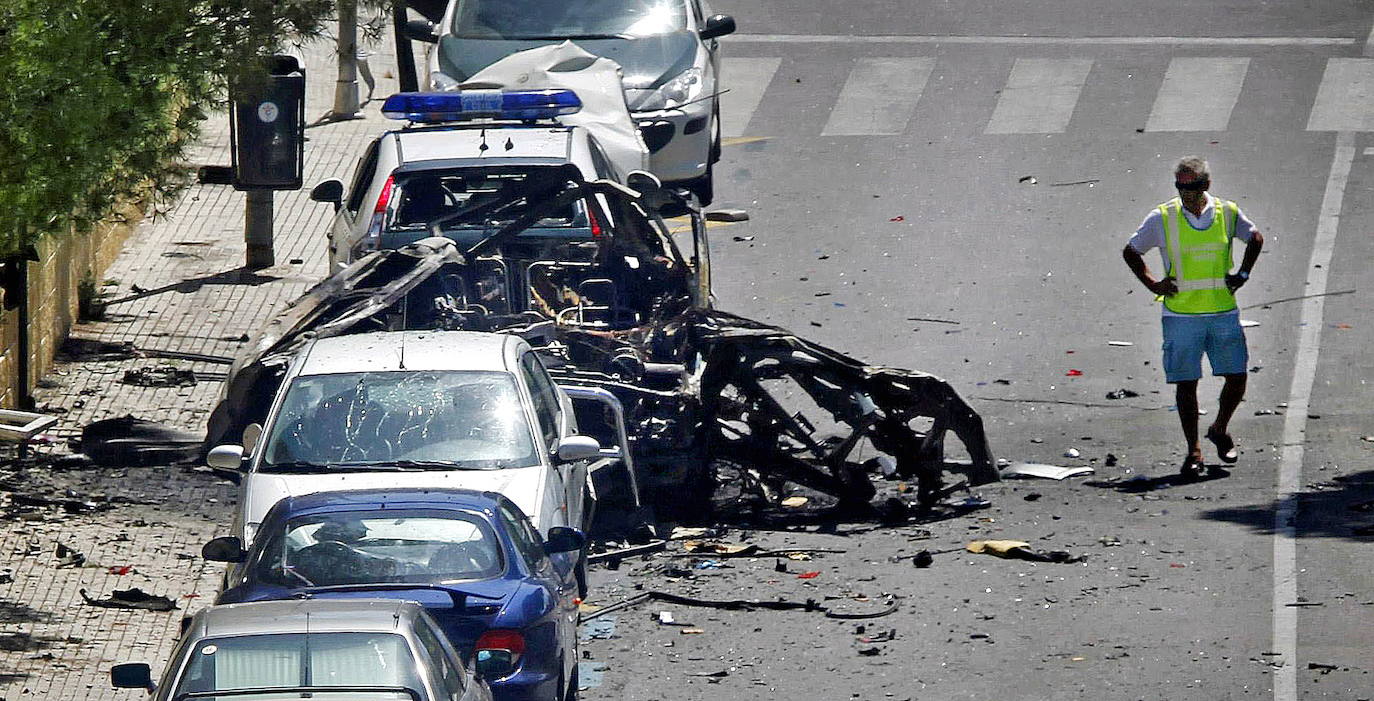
0 600 54 625
1199 470 1374 540
1084 467 1232 493
103 268 284 306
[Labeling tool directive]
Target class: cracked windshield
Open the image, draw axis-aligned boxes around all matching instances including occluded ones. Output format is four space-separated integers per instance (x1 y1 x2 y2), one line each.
263 371 537 469
258 512 502 587
452 0 687 39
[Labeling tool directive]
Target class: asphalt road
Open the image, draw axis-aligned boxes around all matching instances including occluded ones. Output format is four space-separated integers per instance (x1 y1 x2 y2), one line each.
583 2 1374 699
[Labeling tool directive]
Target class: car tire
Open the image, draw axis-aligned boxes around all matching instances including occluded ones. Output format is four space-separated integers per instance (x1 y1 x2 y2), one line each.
574 548 589 600
709 107 721 164
565 663 580 701
687 159 714 207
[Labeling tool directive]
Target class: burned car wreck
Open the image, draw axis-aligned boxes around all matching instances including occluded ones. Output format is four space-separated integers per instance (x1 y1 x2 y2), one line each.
207 172 997 525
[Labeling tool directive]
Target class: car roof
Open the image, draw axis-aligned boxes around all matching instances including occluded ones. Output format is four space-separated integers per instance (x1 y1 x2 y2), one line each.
391 125 575 164
298 330 518 375
269 487 504 517
191 599 417 638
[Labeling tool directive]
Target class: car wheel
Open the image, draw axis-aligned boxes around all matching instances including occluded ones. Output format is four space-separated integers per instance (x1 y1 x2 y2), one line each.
709 107 721 164
564 663 580 701
574 548 589 600
688 158 714 207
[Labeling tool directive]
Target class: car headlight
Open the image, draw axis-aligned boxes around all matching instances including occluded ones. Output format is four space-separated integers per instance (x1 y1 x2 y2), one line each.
430 70 461 92
634 67 702 111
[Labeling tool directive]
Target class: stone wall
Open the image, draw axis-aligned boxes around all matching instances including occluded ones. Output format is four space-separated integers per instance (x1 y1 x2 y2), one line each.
0 203 141 408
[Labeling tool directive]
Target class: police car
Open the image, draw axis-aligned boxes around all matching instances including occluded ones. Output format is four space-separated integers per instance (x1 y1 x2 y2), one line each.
310 90 636 272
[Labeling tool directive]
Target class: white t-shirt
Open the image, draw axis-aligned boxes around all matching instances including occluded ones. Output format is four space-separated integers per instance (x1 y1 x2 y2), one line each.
1127 193 1256 318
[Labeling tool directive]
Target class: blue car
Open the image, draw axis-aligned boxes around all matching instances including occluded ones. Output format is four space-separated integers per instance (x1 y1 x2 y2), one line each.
203 488 583 701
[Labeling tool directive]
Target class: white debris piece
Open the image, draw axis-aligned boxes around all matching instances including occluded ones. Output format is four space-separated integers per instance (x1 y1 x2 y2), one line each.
1003 462 1095 480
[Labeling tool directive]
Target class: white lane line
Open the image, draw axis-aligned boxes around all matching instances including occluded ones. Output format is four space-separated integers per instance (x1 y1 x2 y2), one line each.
1146 57 1249 132
1307 59 1374 131
720 57 781 138
985 58 1093 134
730 34 1354 46
1365 11 1374 55
822 57 935 136
1272 130 1355 701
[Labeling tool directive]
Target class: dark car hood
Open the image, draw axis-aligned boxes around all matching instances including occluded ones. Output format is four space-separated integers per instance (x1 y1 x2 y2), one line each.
438 31 698 90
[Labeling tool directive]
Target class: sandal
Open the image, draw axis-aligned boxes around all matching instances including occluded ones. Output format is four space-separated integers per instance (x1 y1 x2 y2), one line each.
1205 428 1240 464
1179 454 1205 479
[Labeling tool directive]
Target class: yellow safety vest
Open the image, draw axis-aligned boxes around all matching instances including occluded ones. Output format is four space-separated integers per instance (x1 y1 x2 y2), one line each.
1160 196 1238 314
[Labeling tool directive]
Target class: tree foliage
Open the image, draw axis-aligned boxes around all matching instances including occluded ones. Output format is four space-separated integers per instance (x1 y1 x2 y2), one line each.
0 0 334 257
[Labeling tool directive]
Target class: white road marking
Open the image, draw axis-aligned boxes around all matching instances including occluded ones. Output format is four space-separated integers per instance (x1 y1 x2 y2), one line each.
1145 58 1249 132
720 57 782 138
985 58 1093 134
1307 59 1374 131
1365 11 1374 56
822 57 935 136
1271 131 1355 701
730 34 1354 47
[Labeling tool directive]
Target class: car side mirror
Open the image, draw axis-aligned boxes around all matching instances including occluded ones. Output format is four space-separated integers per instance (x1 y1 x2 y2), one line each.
475 649 514 679
111 662 154 690
202 536 247 563
699 14 736 40
405 18 439 43
543 526 586 555
309 179 345 212
556 435 601 463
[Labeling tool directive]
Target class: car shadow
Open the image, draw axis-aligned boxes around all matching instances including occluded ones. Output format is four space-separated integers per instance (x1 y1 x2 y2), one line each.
102 268 284 306
1199 469 1374 540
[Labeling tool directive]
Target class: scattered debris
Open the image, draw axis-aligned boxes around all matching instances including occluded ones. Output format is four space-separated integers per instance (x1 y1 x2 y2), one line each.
587 540 667 565
1107 340 1134 347
781 496 809 508
1018 175 1038 185
966 540 1085 563
120 366 197 387
731 235 755 242
906 316 960 325
912 550 933 568
80 415 203 467
1307 662 1340 673
1065 369 1083 377
582 590 896 622
1023 493 1042 502
796 571 821 579
1240 319 1260 328
1105 453 1119 467
55 543 87 568
705 208 749 222
1003 463 1093 481
1063 448 1081 458
57 337 141 362
1049 179 1100 187
888 216 905 222
1105 388 1140 400
79 588 178 611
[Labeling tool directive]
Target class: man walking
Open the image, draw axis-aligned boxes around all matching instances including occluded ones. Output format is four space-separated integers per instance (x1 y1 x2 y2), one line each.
1122 156 1265 476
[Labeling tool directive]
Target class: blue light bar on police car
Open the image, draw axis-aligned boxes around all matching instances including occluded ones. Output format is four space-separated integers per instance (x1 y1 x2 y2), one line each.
381 90 582 122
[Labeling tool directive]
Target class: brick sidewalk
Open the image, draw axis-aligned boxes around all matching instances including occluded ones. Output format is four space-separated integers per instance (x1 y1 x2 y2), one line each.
1 26 414 700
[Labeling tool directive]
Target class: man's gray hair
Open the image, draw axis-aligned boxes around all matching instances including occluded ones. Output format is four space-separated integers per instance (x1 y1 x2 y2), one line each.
1175 156 1210 180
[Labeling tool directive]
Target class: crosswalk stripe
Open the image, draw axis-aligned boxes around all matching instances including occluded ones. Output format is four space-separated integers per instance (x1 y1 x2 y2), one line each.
720 57 782 138
821 57 935 136
1307 58 1374 131
985 58 1093 134
1145 58 1249 132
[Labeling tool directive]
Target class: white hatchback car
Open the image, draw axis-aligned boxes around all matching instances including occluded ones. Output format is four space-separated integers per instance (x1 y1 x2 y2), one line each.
411 0 736 204
208 330 606 561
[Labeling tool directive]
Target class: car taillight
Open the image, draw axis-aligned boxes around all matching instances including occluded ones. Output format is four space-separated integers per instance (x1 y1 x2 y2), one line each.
587 206 603 238
475 629 526 658
355 175 394 259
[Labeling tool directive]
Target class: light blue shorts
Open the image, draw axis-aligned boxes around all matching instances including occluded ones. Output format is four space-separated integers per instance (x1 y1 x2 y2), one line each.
1161 314 1249 383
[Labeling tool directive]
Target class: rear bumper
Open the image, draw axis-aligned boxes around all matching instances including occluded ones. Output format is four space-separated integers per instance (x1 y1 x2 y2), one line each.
491 667 559 701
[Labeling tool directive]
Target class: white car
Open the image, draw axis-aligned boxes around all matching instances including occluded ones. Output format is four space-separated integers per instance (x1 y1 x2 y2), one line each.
208 330 607 557
409 0 736 203
309 91 633 273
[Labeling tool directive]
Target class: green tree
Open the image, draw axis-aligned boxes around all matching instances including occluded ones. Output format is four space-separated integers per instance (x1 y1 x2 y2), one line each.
0 0 334 257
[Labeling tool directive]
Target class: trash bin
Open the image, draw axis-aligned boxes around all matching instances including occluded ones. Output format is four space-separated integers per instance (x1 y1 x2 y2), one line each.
230 55 305 190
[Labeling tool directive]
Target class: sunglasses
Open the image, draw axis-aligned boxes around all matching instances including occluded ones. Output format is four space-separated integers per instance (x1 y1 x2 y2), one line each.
1175 179 1209 191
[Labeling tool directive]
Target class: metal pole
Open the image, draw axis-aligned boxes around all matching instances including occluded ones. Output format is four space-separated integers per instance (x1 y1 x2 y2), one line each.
245 191 275 269
393 0 419 92
332 0 361 117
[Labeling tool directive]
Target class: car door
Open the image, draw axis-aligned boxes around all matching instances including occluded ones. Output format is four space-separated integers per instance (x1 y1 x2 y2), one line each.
519 353 584 531
331 138 382 269
414 613 481 701
498 499 577 689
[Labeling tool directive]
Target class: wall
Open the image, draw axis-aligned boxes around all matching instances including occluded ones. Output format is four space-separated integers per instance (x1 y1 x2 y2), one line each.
0 202 141 408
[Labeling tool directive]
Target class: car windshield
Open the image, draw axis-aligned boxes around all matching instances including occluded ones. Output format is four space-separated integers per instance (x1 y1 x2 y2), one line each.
173 633 423 701
388 170 584 232
262 371 538 470
451 0 687 39
254 510 504 587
